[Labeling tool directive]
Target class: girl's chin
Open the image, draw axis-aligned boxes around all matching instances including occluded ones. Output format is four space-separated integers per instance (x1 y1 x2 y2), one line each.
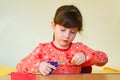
60 43 70 48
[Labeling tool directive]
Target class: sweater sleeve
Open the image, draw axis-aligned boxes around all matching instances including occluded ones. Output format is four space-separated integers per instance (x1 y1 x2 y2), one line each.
79 43 108 67
16 43 44 73
89 51 108 66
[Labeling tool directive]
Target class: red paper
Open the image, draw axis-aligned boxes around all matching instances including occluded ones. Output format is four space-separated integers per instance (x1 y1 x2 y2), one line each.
11 72 36 80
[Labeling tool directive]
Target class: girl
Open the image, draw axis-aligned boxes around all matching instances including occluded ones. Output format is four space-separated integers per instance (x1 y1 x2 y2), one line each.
16 5 108 75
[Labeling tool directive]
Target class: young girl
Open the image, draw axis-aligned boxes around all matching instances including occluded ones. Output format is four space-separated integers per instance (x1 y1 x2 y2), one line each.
16 5 108 75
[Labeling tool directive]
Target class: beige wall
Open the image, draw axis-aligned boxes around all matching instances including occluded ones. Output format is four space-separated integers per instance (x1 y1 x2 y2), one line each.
0 0 120 70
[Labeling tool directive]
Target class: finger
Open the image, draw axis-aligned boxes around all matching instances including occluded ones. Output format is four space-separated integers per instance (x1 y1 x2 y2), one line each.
46 67 52 72
71 56 84 65
40 70 47 75
48 63 56 69
43 64 55 75
71 56 76 63
43 70 50 75
74 58 81 65
42 67 51 75
74 59 81 65
76 59 84 65
71 53 80 62
71 59 77 65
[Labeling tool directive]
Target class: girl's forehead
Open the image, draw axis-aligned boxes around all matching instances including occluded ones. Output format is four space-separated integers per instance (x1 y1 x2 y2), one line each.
58 25 78 31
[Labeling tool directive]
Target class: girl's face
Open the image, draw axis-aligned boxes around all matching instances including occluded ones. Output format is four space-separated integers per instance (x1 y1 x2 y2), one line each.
51 22 78 49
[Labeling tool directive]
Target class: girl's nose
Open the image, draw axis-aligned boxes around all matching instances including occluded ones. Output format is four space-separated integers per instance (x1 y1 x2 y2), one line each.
64 31 70 39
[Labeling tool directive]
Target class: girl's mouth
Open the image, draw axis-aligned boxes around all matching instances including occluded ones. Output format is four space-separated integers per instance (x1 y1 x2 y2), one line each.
63 40 68 43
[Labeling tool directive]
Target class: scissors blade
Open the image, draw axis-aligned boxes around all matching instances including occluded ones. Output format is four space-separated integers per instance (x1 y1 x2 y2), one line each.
58 59 68 65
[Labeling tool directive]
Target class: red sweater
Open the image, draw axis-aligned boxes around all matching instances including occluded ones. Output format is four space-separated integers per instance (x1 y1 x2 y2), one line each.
16 42 108 74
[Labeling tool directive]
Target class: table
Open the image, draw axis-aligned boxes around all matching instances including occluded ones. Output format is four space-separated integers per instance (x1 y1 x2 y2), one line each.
0 73 120 80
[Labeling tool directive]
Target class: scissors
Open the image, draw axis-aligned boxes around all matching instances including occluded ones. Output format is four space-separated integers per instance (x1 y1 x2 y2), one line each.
48 59 68 74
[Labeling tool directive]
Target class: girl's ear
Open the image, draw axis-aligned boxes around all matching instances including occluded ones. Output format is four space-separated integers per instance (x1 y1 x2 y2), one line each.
51 21 55 41
51 21 56 30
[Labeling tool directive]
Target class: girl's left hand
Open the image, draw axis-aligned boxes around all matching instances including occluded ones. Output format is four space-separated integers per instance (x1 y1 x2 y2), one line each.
71 52 86 65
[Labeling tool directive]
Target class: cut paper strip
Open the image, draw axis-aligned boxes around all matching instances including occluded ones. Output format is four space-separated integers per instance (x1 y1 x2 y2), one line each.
0 65 16 76
0 73 9 76
11 72 36 80
103 67 120 72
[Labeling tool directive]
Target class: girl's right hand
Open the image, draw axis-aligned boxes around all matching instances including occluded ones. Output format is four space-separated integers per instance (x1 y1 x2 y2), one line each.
71 52 86 65
38 62 56 75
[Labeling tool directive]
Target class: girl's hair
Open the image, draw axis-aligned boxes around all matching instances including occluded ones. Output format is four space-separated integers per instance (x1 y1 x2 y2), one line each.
54 5 83 32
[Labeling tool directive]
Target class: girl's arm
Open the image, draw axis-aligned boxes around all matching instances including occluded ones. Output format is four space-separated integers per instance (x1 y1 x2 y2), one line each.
16 43 43 73
83 51 108 66
79 43 108 66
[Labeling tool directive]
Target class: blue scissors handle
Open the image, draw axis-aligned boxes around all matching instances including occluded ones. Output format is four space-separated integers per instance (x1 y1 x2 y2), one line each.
48 62 58 74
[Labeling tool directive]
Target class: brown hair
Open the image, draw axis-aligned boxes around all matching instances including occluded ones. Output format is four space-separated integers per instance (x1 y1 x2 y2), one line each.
54 5 83 32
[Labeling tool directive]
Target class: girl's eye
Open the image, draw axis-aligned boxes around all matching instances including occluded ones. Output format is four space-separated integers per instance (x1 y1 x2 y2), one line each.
70 31 76 34
61 29 66 32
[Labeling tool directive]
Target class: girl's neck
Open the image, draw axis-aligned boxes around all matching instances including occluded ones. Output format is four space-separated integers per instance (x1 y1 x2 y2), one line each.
51 41 72 51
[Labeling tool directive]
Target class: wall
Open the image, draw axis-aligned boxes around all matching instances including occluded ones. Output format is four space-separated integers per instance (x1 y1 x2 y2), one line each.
0 0 120 70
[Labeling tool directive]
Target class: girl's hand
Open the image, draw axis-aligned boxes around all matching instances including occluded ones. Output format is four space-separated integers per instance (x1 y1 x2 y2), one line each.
38 62 56 75
71 52 86 65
